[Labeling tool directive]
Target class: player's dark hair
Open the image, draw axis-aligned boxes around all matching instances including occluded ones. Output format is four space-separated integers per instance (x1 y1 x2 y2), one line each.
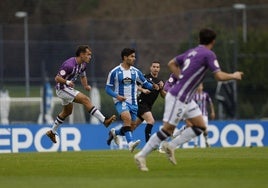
151 60 160 65
75 45 91 57
199 28 216 45
121 48 135 60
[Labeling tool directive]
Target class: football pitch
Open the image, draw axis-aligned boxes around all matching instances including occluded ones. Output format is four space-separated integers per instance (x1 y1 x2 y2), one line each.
0 147 267 188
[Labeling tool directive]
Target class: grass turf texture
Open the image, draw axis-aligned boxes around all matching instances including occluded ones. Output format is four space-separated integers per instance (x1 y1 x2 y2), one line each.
0 147 267 188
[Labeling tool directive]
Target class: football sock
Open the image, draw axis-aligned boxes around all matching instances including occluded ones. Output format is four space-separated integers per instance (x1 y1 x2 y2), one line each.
121 126 133 143
169 126 204 149
88 106 105 123
193 137 198 147
173 125 186 137
52 115 65 133
115 127 125 136
145 123 153 142
138 129 170 157
203 132 208 142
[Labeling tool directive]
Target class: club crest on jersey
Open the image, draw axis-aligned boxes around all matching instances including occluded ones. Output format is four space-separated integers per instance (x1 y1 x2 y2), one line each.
168 77 174 83
122 102 127 110
60 70 66 76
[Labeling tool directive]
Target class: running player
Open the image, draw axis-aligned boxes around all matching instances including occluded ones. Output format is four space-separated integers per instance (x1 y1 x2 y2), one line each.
105 48 159 152
134 28 243 171
46 45 116 143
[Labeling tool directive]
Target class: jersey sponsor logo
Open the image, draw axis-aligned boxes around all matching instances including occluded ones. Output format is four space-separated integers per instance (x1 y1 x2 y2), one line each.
122 77 132 85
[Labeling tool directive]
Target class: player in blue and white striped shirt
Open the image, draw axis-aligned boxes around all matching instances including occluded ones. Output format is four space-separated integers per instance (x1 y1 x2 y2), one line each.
105 48 159 152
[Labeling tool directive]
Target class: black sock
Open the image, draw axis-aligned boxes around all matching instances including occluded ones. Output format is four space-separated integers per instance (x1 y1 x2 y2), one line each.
117 126 126 136
192 126 205 136
156 128 170 141
145 124 153 142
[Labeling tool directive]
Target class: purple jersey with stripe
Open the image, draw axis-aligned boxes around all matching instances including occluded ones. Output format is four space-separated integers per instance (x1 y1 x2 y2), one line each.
56 57 87 89
163 73 178 92
193 91 212 116
169 45 220 103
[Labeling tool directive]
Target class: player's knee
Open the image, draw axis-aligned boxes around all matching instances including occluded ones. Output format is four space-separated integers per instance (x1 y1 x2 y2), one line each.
191 126 205 136
147 119 155 125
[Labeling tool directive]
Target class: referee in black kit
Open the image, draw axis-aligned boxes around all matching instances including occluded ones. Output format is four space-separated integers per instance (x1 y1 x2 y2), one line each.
132 60 166 142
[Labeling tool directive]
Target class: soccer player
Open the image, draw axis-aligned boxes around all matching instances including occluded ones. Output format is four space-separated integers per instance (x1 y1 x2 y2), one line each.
105 48 159 152
133 60 166 142
46 45 116 143
134 28 243 171
192 83 215 147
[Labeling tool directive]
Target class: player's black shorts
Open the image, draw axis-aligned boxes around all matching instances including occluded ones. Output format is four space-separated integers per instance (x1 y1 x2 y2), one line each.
137 103 152 121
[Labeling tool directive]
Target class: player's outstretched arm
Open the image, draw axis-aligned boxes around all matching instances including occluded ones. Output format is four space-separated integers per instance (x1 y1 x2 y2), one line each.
214 71 244 81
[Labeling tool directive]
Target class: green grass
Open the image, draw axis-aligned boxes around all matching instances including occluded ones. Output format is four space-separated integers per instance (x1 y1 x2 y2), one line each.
0 147 268 188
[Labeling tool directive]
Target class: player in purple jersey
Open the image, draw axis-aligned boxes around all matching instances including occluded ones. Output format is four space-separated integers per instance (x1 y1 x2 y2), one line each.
135 28 243 171
46 45 116 143
192 83 215 147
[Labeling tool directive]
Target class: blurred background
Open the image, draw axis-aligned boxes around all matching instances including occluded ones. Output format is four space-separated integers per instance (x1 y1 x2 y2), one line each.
0 0 268 123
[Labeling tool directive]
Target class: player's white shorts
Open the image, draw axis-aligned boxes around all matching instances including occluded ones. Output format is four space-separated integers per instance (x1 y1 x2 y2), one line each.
56 87 80 105
163 92 202 126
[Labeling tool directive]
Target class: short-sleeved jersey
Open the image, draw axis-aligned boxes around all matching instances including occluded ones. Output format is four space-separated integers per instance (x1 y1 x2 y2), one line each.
193 91 213 116
169 45 220 103
163 73 178 92
106 64 151 105
56 57 87 89
138 73 163 107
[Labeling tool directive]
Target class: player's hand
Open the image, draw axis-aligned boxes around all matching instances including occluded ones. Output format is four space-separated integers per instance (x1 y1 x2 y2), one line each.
66 80 75 88
142 88 151 94
233 71 244 80
84 85 91 91
158 81 164 90
153 83 160 90
117 95 127 102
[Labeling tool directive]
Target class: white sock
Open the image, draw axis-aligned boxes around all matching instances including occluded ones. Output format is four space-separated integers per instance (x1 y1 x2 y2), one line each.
89 107 105 123
169 127 198 149
173 125 186 137
52 116 64 134
137 133 162 157
193 137 198 146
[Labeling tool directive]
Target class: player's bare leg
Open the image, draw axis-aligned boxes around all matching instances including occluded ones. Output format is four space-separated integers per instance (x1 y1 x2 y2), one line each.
74 93 116 127
47 104 73 143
